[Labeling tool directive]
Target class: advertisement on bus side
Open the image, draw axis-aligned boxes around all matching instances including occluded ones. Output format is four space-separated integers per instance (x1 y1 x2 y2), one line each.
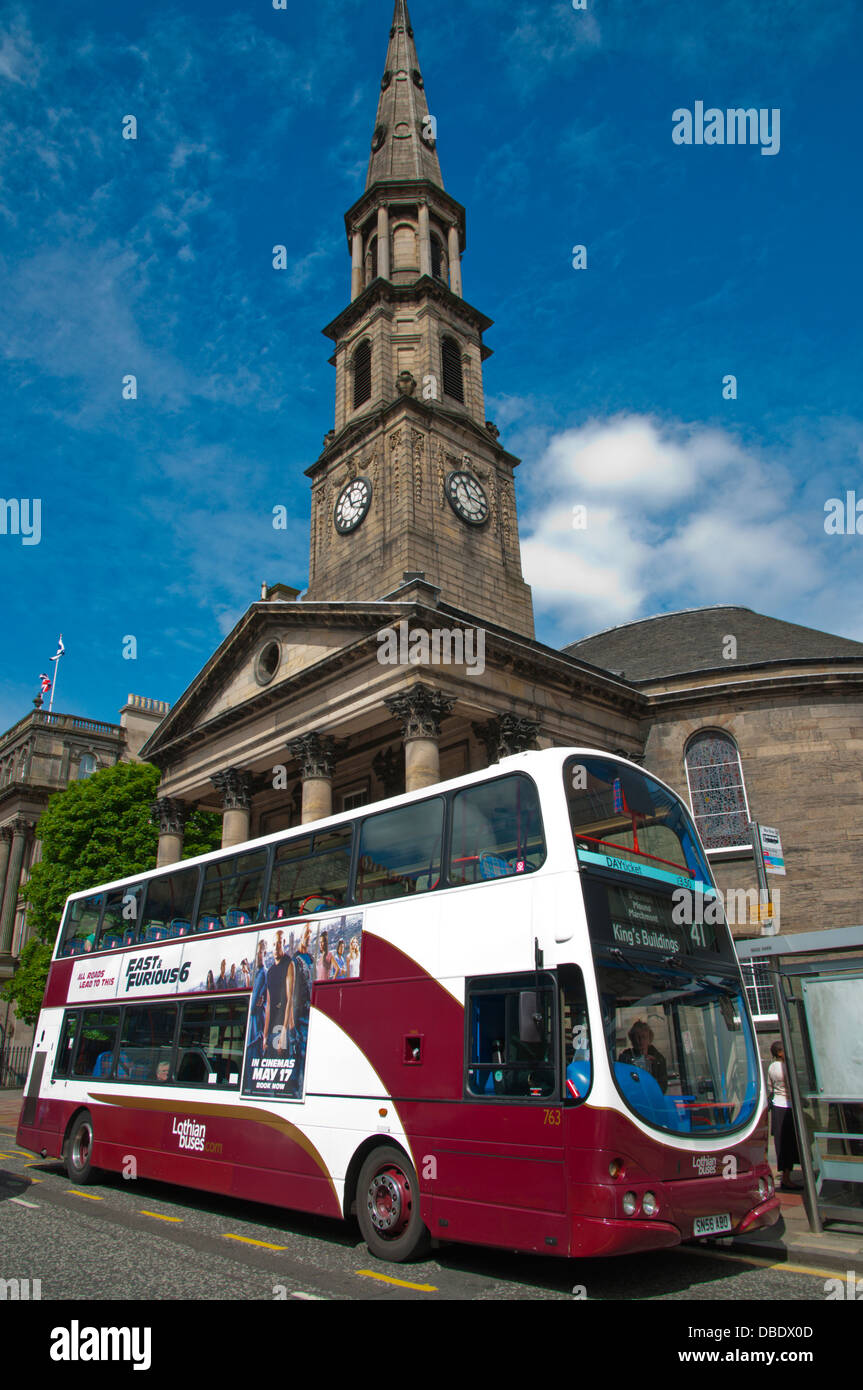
66 931 256 1004
241 911 364 1101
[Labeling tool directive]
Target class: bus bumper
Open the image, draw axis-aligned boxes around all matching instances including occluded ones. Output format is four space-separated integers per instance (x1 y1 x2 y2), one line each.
572 1216 681 1257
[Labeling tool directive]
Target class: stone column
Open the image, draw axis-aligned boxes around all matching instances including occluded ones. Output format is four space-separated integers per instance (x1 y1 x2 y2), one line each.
288 734 338 824
377 205 391 280
385 685 455 792
351 226 364 300
418 201 432 277
473 714 540 766
151 798 188 867
0 828 12 933
448 224 462 296
211 768 254 849
0 819 31 955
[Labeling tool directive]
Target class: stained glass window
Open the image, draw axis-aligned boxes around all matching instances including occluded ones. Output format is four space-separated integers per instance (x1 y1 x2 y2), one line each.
685 731 750 848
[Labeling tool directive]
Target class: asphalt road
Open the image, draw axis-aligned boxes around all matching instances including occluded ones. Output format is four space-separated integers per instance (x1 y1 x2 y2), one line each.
0 1121 845 1308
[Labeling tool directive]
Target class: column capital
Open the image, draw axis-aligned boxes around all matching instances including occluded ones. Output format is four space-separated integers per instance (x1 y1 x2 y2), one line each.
211 767 253 812
473 715 540 764
150 797 188 836
385 685 455 741
9 817 34 838
288 733 341 781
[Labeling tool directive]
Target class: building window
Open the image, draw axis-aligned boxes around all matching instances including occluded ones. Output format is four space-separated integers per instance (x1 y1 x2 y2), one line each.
255 640 280 686
365 235 378 286
741 959 777 1019
342 788 370 812
441 336 464 403
430 236 446 283
684 730 750 849
77 754 97 780
353 340 372 409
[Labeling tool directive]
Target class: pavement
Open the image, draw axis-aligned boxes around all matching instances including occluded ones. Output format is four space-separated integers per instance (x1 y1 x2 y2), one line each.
2 1087 861 1277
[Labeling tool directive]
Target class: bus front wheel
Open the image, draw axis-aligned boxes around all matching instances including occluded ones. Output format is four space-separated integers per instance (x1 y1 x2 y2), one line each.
356 1145 430 1263
64 1110 97 1184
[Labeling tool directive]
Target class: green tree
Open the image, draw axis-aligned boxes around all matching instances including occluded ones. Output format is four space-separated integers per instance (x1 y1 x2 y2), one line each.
1 761 221 1023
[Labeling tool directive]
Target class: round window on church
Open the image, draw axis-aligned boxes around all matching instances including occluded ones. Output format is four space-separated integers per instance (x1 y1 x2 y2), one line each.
255 640 281 686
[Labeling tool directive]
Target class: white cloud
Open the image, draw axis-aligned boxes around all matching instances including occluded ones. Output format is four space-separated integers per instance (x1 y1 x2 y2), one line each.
520 414 841 643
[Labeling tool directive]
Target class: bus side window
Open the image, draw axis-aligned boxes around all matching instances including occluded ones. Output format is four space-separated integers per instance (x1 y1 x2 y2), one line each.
54 1012 79 1078
560 965 592 1103
465 975 557 1100
449 776 546 887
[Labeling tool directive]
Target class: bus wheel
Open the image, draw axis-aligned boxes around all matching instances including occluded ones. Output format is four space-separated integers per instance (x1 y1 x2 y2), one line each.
357 1146 430 1263
65 1111 96 1184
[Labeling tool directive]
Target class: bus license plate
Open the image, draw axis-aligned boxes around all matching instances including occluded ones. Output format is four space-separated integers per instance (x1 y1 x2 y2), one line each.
693 1214 732 1237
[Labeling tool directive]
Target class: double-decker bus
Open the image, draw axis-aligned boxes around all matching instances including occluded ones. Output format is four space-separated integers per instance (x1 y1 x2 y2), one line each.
17 748 778 1262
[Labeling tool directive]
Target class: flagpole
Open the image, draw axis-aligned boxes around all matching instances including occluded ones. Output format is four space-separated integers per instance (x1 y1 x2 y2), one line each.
48 635 63 715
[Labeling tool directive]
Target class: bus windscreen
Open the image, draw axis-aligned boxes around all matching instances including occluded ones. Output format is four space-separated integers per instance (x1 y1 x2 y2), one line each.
564 755 713 890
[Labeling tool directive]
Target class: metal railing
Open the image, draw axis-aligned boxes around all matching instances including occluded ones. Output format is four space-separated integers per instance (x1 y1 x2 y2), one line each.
0 1044 32 1089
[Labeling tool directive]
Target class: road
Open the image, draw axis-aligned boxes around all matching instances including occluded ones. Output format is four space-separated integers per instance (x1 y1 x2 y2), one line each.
0 1122 841 1306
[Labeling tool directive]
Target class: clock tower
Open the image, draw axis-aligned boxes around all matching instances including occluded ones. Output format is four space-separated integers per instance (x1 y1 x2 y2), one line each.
303 0 535 638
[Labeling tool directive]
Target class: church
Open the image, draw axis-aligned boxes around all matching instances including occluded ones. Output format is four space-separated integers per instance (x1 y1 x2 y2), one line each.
141 1 863 993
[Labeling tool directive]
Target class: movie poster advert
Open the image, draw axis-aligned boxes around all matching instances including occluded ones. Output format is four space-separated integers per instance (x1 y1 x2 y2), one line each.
66 931 255 1004
241 911 364 1101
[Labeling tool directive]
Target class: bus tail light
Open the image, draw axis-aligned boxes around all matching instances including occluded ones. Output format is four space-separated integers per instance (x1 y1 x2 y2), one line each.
642 1191 659 1217
608 1158 625 1180
622 1191 640 1216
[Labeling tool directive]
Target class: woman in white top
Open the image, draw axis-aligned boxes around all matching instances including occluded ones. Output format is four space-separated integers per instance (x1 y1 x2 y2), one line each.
767 1041 800 1188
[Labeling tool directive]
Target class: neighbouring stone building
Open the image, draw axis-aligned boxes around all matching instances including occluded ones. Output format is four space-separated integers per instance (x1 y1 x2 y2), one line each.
0 694 169 1047
140 3 863 1033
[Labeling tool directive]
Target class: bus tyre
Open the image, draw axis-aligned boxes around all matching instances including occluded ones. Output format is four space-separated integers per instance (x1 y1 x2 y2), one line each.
65 1111 96 1184
357 1146 430 1263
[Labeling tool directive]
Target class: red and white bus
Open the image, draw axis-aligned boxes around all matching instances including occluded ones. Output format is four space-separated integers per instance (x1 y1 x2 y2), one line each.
18 748 778 1262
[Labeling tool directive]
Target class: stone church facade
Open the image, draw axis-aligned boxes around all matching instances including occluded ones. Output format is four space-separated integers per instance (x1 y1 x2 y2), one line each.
142 3 863 985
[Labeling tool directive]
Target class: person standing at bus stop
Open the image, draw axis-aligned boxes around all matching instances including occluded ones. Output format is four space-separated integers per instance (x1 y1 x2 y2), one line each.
767 1040 800 1189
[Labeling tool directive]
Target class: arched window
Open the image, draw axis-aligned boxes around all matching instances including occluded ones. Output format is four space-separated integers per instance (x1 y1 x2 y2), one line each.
352 340 372 409
392 223 417 269
430 236 447 283
441 336 464 403
684 730 750 849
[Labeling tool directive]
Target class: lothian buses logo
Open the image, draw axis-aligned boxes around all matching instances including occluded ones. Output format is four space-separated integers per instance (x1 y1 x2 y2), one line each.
171 1117 222 1155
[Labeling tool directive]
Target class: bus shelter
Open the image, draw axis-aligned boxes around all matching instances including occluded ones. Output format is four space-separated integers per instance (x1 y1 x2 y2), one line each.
739 925 863 1234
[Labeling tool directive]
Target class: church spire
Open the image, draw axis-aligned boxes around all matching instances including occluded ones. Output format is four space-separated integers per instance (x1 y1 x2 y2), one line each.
366 0 444 190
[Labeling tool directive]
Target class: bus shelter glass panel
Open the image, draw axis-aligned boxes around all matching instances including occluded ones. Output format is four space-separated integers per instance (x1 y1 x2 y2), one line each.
141 866 199 943
99 883 146 950
269 826 353 918
783 969 863 1220
355 799 444 903
118 1004 177 1083
61 895 103 956
449 774 546 886
196 850 267 932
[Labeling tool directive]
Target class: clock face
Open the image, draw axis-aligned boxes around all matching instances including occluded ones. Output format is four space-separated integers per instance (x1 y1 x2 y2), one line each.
334 477 372 534
445 470 489 526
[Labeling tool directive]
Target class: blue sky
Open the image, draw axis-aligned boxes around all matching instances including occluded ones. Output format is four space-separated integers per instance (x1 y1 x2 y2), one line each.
1 0 862 730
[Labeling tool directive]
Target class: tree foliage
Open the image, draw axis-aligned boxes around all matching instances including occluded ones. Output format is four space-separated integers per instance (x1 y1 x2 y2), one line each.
1 761 221 1021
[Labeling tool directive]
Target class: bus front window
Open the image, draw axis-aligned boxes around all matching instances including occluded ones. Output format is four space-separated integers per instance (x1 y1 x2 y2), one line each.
597 961 760 1137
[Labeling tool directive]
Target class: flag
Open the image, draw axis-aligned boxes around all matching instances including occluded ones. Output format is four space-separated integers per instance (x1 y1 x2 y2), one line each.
39 673 51 693
53 635 65 660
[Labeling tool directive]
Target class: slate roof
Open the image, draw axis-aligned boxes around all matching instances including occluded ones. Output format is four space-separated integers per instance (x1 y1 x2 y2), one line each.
562 606 863 682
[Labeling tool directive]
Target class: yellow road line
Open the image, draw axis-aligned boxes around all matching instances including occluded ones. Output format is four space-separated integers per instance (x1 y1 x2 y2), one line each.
356 1269 438 1292
681 1244 842 1281
140 1210 183 1223
66 1189 103 1200
10 1198 39 1208
222 1233 288 1251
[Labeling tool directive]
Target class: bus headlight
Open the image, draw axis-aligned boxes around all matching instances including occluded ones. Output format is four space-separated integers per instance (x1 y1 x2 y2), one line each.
622 1191 640 1216
642 1191 659 1217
